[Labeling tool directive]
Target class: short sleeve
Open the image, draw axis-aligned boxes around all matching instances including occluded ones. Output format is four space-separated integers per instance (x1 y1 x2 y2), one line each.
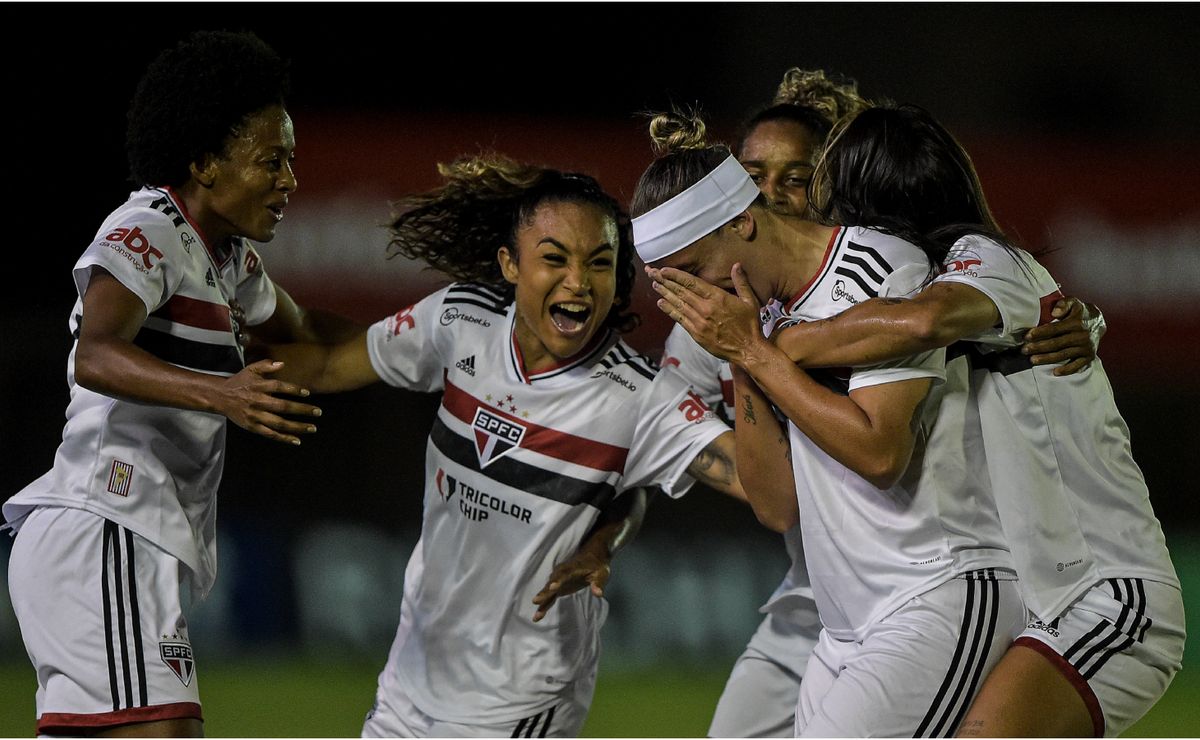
934 237 1059 343
623 365 730 498
661 324 726 408
364 286 453 393
234 243 278 326
848 347 946 392
72 210 182 315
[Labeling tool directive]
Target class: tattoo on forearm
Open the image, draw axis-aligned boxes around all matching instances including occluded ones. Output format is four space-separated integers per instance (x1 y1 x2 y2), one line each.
691 446 736 488
742 394 757 424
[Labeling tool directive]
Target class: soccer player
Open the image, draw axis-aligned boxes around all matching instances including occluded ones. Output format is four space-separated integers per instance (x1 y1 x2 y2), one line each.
634 110 1026 737
652 103 1184 737
664 70 1103 738
267 155 742 738
2 31 360 736
780 104 1183 738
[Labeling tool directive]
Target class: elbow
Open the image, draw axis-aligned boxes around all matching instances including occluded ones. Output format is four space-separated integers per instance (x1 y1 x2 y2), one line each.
755 507 799 534
905 307 956 350
858 450 910 491
73 343 106 394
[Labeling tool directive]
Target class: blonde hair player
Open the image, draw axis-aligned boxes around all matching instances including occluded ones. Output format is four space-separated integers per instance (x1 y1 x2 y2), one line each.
660 70 1102 739
636 110 1026 737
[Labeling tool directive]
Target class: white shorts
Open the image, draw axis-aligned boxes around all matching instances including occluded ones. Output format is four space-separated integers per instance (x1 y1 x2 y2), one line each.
798 569 1024 738
7 506 202 735
361 665 595 738
708 602 821 738
1017 577 1185 737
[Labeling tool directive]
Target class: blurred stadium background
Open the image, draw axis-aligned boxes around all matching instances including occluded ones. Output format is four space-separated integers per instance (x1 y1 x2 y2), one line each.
3 5 1197 736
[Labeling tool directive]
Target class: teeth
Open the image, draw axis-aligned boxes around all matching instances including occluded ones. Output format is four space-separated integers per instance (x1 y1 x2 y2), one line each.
557 303 588 313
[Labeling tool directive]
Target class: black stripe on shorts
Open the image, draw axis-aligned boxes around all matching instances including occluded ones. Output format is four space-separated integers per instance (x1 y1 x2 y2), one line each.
916 569 1002 737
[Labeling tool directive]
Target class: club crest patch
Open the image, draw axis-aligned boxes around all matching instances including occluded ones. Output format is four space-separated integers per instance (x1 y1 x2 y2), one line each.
160 641 195 686
471 407 527 468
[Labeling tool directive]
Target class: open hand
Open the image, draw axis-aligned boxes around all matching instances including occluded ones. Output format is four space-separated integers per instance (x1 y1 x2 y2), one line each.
216 360 322 445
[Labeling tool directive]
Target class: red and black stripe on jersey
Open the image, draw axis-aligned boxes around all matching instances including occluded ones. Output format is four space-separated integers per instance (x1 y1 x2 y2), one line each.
131 328 243 375
432 377 627 508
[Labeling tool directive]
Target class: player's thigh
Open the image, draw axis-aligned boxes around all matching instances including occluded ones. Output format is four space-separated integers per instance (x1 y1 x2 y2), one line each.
799 572 1024 738
710 611 817 738
9 506 202 736
965 578 1185 738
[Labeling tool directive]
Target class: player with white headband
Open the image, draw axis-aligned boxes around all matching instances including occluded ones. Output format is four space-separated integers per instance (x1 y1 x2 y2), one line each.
633 109 1026 737
267 154 744 738
652 70 1104 739
655 103 1183 737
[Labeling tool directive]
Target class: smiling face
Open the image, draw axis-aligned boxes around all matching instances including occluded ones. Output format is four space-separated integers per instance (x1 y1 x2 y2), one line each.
192 104 296 246
498 200 619 373
739 118 819 218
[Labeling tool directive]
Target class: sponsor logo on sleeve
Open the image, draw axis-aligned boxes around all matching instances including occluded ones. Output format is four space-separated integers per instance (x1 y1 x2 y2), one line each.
677 390 713 422
103 227 163 272
179 232 195 253
386 306 416 337
107 460 133 497
943 251 984 277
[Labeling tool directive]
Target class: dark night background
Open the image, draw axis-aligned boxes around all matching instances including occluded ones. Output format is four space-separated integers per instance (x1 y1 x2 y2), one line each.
2 5 1198 722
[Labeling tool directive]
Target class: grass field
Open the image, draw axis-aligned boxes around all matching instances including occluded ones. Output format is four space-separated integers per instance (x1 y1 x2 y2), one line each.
0 658 1196 737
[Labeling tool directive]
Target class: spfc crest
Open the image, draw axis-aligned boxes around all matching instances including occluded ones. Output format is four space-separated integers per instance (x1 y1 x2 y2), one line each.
160 641 195 687
471 407 527 468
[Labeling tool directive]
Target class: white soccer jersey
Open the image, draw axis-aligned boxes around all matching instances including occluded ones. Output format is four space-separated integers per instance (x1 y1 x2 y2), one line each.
934 236 1179 620
663 322 816 614
365 282 729 724
780 226 1012 641
3 187 277 598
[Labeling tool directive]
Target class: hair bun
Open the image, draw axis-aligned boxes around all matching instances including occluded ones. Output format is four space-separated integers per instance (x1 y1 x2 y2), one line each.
773 68 869 122
647 109 710 155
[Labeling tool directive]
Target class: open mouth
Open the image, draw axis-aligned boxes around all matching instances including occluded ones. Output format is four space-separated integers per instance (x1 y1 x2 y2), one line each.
549 302 591 335
266 205 285 222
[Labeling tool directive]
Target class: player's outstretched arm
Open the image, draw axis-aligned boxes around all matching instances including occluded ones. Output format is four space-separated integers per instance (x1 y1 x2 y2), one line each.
248 283 367 346
266 331 380 395
532 488 652 622
772 281 1000 369
74 270 322 446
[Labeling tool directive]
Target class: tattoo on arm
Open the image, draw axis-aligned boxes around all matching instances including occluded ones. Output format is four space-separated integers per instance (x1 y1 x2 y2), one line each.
778 434 791 462
690 444 736 489
742 394 757 424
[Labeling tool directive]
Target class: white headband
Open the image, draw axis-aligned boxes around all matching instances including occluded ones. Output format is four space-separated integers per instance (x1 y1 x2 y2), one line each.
632 155 760 263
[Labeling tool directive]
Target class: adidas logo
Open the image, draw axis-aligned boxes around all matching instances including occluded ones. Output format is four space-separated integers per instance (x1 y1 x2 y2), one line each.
205 268 216 287
455 355 476 376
